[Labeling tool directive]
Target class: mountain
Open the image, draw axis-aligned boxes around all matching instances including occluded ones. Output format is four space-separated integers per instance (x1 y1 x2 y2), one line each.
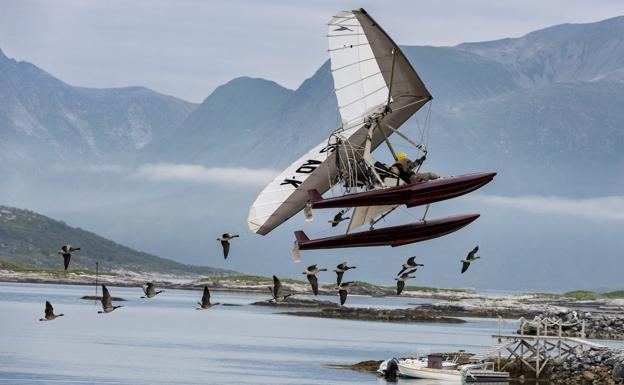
0 16 623 290
145 76 295 164
457 16 624 86
139 16 624 196
0 48 197 172
145 63 340 167
0 205 232 276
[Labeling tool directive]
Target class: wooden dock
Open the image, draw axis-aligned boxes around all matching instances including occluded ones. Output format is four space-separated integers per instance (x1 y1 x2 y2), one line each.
471 317 607 377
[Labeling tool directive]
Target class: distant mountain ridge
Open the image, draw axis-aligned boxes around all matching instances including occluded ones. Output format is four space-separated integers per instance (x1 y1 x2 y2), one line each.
139 15 624 196
457 16 624 86
0 48 197 171
0 15 623 290
0 205 232 276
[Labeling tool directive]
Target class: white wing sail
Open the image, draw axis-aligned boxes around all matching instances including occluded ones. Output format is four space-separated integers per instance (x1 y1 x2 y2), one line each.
347 204 397 233
248 9 432 236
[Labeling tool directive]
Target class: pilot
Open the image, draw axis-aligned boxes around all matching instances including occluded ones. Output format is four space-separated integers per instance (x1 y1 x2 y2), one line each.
390 152 439 184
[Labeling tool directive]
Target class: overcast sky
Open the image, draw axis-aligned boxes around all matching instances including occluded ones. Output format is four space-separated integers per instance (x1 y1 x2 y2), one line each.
1 0 624 102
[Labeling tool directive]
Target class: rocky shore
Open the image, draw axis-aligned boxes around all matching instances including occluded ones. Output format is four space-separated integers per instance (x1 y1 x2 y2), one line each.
549 349 624 384
251 298 340 308
281 306 465 324
416 303 541 319
3 268 624 327
342 348 624 384
519 310 624 340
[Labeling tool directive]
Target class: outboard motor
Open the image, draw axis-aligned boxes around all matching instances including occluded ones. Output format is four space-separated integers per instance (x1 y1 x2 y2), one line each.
381 357 399 381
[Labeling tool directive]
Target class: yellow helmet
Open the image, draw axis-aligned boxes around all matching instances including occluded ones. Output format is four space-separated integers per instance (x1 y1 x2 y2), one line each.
396 152 407 160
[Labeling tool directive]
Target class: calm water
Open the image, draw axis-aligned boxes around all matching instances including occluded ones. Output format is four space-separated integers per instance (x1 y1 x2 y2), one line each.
0 282 517 385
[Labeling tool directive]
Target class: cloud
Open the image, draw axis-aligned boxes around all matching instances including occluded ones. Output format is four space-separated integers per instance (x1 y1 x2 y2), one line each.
79 164 125 173
135 163 277 186
470 194 624 221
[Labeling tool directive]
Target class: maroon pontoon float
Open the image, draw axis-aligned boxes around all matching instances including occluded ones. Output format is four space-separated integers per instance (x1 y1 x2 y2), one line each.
294 214 480 250
308 172 496 210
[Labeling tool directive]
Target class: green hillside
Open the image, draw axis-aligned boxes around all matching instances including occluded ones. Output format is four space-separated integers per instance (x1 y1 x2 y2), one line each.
0 205 233 276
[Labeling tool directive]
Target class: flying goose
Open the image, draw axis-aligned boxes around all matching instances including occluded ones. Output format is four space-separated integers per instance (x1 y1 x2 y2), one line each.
57 244 80 271
328 209 350 227
217 233 239 259
395 269 417 295
336 281 355 306
39 301 64 321
334 262 356 286
269 275 293 302
141 282 163 298
98 285 123 314
461 246 480 274
302 264 327 295
397 256 424 276
197 286 219 309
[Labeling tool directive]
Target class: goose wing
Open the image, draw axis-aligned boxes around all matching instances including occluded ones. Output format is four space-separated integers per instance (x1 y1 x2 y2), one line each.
307 264 317 272
221 240 230 259
45 301 54 318
307 274 319 295
339 289 348 305
397 280 405 295
467 245 479 260
335 271 344 286
63 254 71 270
272 275 282 297
201 286 211 306
146 283 155 296
101 285 112 308
461 261 470 274
407 256 416 265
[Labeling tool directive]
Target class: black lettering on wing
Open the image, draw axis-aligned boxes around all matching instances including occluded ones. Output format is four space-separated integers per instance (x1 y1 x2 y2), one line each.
280 178 302 188
296 159 322 174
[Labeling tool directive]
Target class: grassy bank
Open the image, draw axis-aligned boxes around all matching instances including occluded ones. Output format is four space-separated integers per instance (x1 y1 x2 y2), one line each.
563 290 624 300
0 258 117 276
203 274 307 285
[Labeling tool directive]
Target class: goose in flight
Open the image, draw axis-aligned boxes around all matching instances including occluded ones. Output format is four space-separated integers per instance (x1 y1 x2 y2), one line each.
217 233 239 259
269 275 292 302
395 269 417 295
141 282 163 298
336 281 355 306
328 209 350 227
334 262 356 286
197 286 219 309
397 256 424 276
302 264 327 295
39 301 64 321
461 246 480 274
57 244 80 271
98 285 123 314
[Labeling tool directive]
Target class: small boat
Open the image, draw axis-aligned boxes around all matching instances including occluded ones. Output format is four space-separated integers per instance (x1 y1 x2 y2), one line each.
398 361 462 382
397 355 509 383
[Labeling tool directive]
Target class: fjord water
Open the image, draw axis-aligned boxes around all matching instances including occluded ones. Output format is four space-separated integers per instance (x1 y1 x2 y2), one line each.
0 283 515 385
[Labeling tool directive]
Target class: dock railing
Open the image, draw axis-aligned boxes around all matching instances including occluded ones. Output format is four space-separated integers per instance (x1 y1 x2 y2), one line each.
472 315 606 377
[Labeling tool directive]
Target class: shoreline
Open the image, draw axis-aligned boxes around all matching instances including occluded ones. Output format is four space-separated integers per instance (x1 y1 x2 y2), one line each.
2 270 623 329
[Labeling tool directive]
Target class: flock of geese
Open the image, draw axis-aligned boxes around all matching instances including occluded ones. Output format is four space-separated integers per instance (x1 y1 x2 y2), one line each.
41 237 481 320
40 282 218 320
